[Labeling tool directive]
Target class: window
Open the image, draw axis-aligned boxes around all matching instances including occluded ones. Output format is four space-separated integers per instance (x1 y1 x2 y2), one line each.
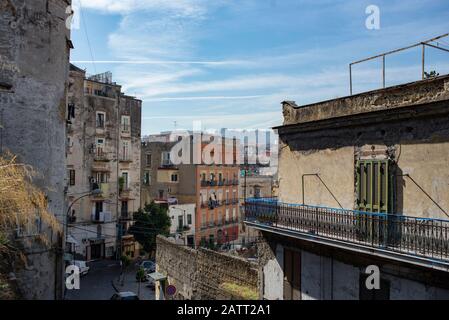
96 172 108 184
283 249 301 300
202 212 207 227
178 216 183 230
96 138 105 157
121 115 130 132
121 201 128 217
162 152 171 166
146 154 152 166
356 160 393 213
122 172 129 189
187 214 192 225
69 170 76 186
95 201 103 215
171 174 178 182
67 103 75 121
143 171 151 186
159 190 164 199
96 112 105 128
254 186 262 198
122 141 130 161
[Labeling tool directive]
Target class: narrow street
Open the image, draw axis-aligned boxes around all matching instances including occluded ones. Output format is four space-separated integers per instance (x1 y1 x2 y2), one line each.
66 260 155 300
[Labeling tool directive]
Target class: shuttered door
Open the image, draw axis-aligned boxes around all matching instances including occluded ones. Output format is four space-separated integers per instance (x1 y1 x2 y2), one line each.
283 249 301 300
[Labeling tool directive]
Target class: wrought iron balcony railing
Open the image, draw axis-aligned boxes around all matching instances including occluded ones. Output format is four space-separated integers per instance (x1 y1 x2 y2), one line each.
244 198 449 262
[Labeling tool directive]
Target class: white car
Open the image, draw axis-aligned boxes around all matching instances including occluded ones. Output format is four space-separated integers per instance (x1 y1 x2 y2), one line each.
74 260 90 276
139 260 156 274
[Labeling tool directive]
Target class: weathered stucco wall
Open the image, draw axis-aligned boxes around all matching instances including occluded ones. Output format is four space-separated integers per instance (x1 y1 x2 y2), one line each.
0 0 71 299
277 96 449 219
155 236 259 300
258 234 449 300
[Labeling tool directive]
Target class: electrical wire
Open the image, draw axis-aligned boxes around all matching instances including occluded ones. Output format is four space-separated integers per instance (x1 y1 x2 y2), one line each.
78 0 97 74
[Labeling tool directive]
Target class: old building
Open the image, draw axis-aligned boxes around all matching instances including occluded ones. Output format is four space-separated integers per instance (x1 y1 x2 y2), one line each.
0 0 72 299
141 133 240 247
167 204 196 246
246 74 449 300
66 65 142 261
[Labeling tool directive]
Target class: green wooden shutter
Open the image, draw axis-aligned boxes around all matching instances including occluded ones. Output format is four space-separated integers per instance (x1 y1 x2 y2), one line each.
356 160 391 213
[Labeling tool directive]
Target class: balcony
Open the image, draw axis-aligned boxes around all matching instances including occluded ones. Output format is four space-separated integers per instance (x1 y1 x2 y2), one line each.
119 188 132 199
91 211 112 224
177 225 191 233
244 199 449 270
93 152 110 162
119 156 132 163
121 124 130 133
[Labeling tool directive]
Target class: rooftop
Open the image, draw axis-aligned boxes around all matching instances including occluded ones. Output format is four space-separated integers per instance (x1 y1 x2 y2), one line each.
277 74 449 129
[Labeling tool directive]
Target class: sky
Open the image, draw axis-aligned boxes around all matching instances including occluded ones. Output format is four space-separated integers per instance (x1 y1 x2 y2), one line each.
69 0 449 135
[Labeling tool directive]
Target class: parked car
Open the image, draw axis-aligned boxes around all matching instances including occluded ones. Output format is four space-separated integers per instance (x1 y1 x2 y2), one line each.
110 292 139 300
139 260 156 274
74 260 89 276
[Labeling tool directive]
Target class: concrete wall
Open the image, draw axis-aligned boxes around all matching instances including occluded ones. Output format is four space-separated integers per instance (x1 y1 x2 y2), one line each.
258 235 449 300
0 0 72 300
155 236 259 300
278 99 449 219
282 75 449 126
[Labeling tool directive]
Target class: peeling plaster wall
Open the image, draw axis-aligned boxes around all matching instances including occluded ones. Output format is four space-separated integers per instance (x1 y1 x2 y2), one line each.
0 0 71 300
278 98 449 219
257 235 449 300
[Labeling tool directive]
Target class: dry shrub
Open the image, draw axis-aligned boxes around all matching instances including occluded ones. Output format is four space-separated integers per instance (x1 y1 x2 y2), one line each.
0 153 61 245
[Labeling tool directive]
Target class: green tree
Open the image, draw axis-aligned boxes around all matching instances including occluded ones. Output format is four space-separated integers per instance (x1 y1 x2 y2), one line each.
129 202 171 254
136 268 146 298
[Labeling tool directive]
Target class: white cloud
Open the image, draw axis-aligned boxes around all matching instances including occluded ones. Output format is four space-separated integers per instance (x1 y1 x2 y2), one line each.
79 0 208 18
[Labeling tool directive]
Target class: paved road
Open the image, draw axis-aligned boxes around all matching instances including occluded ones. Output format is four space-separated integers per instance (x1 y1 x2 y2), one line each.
65 260 155 300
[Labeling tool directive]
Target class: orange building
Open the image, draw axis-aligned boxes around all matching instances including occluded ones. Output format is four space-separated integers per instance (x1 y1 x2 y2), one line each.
141 133 241 247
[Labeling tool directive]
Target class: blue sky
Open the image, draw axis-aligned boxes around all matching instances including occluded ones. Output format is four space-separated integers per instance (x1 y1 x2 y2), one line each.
70 0 449 135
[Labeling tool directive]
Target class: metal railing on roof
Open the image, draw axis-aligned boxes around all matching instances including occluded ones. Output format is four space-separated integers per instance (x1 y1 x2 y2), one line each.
349 33 449 95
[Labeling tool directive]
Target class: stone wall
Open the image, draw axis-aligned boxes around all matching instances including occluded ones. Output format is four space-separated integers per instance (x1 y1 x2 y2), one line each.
156 236 259 300
0 0 72 299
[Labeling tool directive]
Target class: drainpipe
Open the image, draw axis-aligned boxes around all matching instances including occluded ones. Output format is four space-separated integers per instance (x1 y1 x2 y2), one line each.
301 174 318 205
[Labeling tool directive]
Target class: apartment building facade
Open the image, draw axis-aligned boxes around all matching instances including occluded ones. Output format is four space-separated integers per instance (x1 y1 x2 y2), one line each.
141 133 240 247
66 65 142 261
246 75 449 300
